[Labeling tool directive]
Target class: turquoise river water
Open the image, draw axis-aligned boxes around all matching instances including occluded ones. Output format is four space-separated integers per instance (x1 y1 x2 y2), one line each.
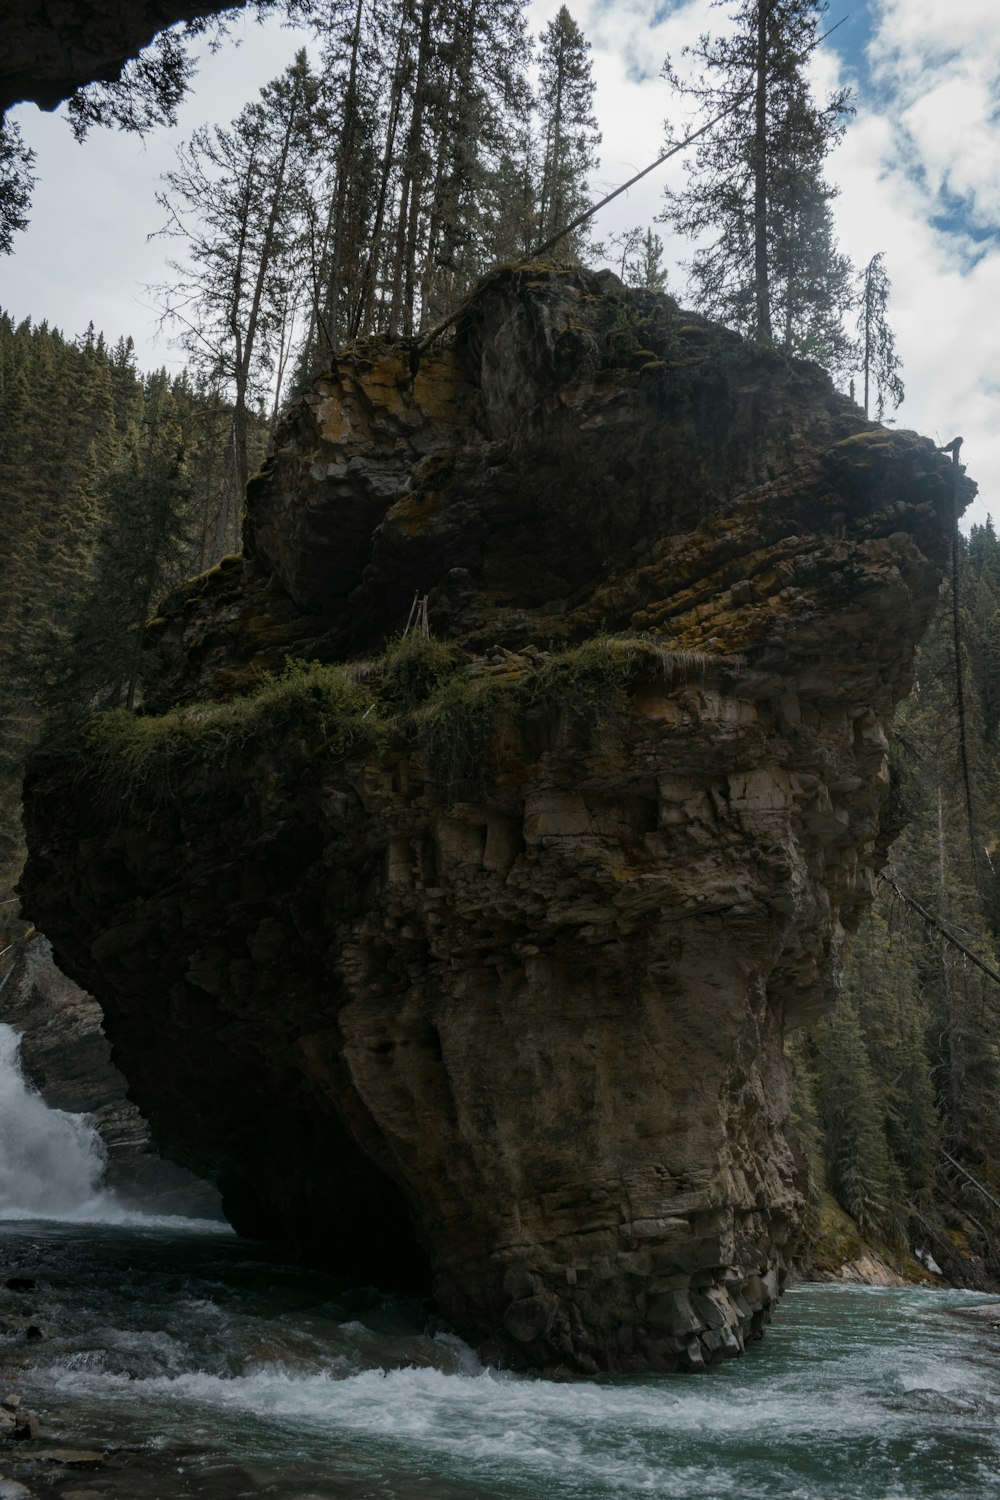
1 1031 1000 1499
3 1224 1000 1499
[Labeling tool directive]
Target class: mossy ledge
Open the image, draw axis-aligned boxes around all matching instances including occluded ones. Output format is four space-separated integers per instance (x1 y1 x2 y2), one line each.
21 265 971 1375
82 634 725 815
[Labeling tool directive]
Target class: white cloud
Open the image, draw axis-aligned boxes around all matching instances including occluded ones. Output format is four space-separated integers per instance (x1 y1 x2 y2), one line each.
867 0 1000 236
826 0 1000 525
871 0 1000 76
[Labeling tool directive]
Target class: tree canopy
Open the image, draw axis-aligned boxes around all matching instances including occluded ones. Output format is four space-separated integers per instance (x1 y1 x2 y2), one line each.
659 0 855 374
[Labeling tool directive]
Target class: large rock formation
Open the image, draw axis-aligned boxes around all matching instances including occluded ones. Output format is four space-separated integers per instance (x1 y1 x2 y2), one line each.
21 266 971 1374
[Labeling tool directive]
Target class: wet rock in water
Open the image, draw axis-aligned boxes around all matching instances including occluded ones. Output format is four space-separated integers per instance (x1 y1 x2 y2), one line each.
21 264 973 1374
2 1283 34 1296
0 1396 21 1413
0 1412 16 1441
12 1414 39 1441
950 1301 1000 1329
19 1330 42 1346
24 1450 105 1468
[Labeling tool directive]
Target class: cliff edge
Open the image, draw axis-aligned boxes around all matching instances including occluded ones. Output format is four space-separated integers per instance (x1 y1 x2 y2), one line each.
20 265 970 1373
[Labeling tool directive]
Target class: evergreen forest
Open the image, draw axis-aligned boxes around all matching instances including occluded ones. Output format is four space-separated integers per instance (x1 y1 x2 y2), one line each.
795 521 1000 1287
2 0 998 1288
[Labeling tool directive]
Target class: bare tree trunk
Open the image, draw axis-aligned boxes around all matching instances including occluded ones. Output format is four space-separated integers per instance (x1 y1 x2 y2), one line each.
211 425 239 562
418 30 459 321
325 0 367 350
538 45 565 243
225 144 256 499
862 253 874 417
753 0 772 344
388 0 433 338
301 184 337 370
353 22 408 337
269 293 299 437
231 66 305 495
431 0 479 314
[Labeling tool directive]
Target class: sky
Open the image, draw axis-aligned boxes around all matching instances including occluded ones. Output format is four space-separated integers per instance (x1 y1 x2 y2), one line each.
3 0 998 528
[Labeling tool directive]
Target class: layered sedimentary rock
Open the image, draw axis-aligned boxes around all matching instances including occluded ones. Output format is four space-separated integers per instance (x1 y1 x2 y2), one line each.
21 266 971 1373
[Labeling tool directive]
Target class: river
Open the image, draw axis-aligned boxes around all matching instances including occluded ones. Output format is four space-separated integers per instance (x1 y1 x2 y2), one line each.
2 1026 1000 1500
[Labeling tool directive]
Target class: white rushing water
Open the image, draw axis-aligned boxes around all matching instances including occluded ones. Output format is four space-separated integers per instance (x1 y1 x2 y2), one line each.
0 1022 116 1220
72 1293 1000 1498
3 1212 999 1500
0 1022 226 1230
7 1245 1000 1500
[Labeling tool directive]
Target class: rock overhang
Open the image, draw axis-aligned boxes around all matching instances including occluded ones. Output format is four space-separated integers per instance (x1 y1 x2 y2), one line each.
20 263 974 1375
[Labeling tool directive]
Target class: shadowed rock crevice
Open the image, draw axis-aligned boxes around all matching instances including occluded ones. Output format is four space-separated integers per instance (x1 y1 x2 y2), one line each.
20 265 971 1374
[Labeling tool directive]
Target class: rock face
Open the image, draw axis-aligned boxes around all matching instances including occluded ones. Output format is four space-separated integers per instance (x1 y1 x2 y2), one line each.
21 266 971 1373
1 1 247 114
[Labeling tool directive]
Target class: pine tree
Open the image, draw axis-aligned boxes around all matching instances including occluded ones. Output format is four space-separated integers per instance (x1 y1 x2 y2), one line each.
843 909 939 1204
659 0 855 373
0 316 126 881
416 0 532 326
635 228 669 293
292 0 533 359
535 6 601 256
0 310 256 891
480 124 540 265
385 0 532 336
599 226 669 291
813 994 906 1244
56 370 198 713
856 251 904 420
298 0 384 365
0 120 36 255
808 529 1000 1277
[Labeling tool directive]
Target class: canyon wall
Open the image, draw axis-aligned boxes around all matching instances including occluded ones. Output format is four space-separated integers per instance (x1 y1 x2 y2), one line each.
21 266 970 1373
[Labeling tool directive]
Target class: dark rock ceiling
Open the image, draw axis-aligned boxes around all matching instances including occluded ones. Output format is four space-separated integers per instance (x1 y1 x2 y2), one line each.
1 1 248 115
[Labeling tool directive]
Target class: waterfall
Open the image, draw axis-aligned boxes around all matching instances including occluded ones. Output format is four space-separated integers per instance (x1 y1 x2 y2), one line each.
0 1021 123 1221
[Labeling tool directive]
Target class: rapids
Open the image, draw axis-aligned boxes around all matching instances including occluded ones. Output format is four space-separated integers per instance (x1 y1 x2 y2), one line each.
1 1025 1000 1498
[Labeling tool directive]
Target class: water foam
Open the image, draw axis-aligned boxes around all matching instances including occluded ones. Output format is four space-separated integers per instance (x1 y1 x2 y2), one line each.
19 1242 1000 1500
0 1023 227 1232
42 1353 946 1499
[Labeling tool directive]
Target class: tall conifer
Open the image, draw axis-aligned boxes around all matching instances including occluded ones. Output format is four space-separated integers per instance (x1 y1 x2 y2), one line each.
535 6 600 256
856 251 904 420
659 0 854 373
